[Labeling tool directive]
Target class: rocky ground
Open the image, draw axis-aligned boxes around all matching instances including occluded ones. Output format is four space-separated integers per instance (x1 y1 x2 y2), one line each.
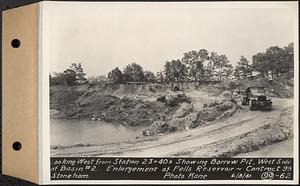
51 98 294 157
50 80 295 157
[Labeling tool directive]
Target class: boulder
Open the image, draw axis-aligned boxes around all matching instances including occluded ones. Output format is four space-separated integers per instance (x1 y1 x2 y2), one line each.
168 112 199 131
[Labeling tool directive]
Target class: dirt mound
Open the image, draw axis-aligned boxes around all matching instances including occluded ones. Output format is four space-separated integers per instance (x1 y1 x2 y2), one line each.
198 100 237 122
143 99 238 136
50 85 86 115
83 95 177 126
50 85 178 126
168 112 199 130
50 83 235 131
173 102 193 118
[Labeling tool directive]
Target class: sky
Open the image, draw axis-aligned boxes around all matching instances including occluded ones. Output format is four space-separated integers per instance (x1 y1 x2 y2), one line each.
45 2 297 77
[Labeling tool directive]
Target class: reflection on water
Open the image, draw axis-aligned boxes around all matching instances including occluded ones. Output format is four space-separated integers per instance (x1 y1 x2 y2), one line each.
51 119 145 147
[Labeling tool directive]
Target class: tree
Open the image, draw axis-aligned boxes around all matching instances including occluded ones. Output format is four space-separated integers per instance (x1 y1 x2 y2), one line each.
108 67 123 83
69 63 87 83
50 70 77 86
265 46 286 78
50 72 64 85
234 56 252 80
213 54 232 81
171 59 187 82
49 63 87 86
252 52 269 78
144 70 156 82
123 63 145 82
62 69 77 86
223 63 234 78
155 71 165 83
206 52 219 80
252 44 293 79
164 61 173 82
283 42 294 78
182 49 208 81
164 59 187 82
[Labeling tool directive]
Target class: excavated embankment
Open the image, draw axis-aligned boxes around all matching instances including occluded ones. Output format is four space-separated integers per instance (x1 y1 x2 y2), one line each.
50 83 239 134
50 82 294 157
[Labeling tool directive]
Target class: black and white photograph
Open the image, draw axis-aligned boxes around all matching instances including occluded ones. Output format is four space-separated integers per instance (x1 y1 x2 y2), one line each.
1 1 298 184
48 2 297 160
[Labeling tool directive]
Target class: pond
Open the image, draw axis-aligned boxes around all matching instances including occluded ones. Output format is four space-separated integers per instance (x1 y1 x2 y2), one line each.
50 119 146 147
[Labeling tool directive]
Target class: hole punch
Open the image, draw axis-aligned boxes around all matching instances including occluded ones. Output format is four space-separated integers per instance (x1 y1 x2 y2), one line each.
12 141 22 151
11 39 21 48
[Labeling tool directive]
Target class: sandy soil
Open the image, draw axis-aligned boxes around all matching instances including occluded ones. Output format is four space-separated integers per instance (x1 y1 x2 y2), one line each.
51 97 294 157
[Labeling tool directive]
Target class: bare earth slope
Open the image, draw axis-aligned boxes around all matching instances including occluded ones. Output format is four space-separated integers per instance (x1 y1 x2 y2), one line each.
51 98 293 157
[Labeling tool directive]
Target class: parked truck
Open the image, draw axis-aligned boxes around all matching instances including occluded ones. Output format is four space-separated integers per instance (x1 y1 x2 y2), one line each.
240 86 272 111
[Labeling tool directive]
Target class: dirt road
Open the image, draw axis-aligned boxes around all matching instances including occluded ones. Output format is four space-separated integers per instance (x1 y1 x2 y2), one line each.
51 98 294 157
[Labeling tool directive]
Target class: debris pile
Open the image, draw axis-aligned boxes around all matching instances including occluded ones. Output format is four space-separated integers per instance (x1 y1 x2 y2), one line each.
143 99 238 136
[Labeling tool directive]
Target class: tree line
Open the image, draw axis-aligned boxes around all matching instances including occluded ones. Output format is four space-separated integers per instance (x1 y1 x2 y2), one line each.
50 43 294 86
252 43 294 79
107 49 234 84
108 63 156 83
50 63 87 86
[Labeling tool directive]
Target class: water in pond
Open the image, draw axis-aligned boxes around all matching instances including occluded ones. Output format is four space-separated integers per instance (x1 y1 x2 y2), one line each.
51 119 145 147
